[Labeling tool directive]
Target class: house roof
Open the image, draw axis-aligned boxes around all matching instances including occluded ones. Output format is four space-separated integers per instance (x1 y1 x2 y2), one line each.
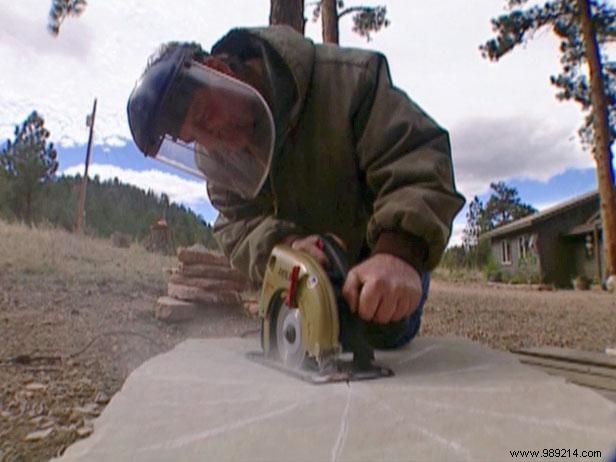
566 210 602 236
481 190 599 240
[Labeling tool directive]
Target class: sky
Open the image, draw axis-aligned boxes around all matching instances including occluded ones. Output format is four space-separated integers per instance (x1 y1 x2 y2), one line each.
1 0 610 245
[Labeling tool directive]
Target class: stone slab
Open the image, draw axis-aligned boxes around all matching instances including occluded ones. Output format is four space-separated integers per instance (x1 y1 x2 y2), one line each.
56 337 616 462
176 246 229 266
167 283 241 306
154 296 198 323
514 346 616 368
168 274 246 292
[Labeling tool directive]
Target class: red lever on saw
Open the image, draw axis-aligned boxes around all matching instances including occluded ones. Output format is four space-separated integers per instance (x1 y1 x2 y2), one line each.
285 265 300 307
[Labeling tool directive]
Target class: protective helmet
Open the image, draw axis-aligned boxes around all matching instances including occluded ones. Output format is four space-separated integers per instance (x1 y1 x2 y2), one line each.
127 42 275 199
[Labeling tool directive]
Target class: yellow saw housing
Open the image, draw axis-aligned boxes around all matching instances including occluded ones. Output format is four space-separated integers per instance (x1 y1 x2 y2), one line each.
259 245 340 362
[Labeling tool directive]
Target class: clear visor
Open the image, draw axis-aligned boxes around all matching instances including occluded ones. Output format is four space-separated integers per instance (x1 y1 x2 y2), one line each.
154 61 275 200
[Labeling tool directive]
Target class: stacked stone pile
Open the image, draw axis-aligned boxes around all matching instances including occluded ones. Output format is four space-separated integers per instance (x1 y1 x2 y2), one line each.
156 244 250 322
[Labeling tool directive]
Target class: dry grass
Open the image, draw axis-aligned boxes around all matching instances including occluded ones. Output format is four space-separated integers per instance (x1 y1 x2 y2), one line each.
0 221 176 288
432 266 485 283
0 219 257 461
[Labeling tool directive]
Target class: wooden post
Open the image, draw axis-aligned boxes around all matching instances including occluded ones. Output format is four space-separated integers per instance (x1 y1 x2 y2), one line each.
594 224 602 284
75 98 97 234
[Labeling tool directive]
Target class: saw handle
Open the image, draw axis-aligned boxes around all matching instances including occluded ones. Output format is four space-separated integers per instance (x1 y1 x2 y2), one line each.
319 235 375 368
318 234 349 282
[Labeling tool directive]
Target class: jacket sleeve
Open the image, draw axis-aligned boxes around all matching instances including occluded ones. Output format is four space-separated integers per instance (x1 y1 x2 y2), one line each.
209 184 304 284
354 54 466 271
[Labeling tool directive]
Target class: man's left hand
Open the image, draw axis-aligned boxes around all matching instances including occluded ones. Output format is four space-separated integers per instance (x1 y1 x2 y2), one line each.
342 254 422 324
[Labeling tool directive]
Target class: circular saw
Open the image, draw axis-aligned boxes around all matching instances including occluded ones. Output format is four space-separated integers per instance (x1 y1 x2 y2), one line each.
247 235 393 384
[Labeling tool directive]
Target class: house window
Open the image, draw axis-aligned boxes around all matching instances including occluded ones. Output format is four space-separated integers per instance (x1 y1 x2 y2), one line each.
501 240 512 265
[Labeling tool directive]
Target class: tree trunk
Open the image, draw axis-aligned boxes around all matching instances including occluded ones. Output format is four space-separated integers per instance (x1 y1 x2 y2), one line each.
321 0 340 44
577 0 616 280
269 0 305 35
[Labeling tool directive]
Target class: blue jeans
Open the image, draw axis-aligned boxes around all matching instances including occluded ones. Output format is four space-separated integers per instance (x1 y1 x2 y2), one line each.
365 272 430 349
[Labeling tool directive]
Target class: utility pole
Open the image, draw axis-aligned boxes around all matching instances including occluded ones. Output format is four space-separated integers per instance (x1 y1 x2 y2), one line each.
75 98 97 234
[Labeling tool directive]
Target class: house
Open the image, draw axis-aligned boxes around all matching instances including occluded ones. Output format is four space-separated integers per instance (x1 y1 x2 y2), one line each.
481 191 604 288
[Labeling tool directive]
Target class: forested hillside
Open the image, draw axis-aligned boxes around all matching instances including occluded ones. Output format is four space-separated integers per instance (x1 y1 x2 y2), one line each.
0 174 218 250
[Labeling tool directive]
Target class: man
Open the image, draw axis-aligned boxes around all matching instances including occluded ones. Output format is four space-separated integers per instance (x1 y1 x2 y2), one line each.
127 26 465 348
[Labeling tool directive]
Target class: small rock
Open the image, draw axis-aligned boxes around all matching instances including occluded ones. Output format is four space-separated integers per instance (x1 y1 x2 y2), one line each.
94 391 110 405
40 419 55 430
77 425 93 438
29 416 45 426
25 383 47 392
78 378 93 387
25 428 53 441
73 403 100 417
1 410 13 418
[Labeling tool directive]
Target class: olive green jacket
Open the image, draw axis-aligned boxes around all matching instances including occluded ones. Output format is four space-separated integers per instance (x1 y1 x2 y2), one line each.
208 26 465 283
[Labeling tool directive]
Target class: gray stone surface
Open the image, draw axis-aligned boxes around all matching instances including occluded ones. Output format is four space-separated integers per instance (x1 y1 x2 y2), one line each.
56 337 616 462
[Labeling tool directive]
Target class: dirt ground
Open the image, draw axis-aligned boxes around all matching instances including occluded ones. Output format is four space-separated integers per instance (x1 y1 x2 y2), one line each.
0 224 615 461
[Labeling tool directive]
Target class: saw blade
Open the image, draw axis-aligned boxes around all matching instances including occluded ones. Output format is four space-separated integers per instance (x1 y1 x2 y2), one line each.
274 304 306 369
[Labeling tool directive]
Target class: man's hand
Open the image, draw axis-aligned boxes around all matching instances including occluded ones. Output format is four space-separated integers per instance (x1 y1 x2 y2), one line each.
342 254 422 324
283 234 346 268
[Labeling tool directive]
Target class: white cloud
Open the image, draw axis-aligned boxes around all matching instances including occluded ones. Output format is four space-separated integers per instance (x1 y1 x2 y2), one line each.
101 136 128 148
61 164 210 209
0 0 596 210
0 0 270 146
451 116 593 199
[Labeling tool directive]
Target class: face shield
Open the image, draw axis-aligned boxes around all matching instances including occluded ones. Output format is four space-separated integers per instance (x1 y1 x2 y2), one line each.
127 46 275 200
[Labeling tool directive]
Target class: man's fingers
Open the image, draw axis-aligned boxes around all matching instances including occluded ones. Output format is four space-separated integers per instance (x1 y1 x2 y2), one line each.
342 270 361 312
357 280 381 322
373 294 397 324
391 297 411 323
292 238 329 267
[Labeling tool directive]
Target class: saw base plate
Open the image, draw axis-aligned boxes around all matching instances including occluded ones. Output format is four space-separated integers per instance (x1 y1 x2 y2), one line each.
246 351 394 385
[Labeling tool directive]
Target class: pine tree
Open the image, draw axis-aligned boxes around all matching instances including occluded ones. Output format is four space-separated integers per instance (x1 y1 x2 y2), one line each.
0 112 58 225
270 0 305 34
481 0 616 279
483 182 537 230
312 0 390 44
47 0 86 35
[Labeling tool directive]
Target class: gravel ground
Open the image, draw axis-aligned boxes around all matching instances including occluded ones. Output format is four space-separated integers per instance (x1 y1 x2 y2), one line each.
1 272 615 461
422 280 616 353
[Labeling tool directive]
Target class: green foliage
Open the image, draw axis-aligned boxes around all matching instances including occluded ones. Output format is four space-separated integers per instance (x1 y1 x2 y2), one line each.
462 196 488 248
516 254 541 283
441 237 492 271
48 0 86 35
482 257 503 282
480 0 616 147
311 1 390 42
0 111 58 225
348 5 390 41
463 183 535 252
483 181 537 230
461 181 535 263
440 245 467 269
